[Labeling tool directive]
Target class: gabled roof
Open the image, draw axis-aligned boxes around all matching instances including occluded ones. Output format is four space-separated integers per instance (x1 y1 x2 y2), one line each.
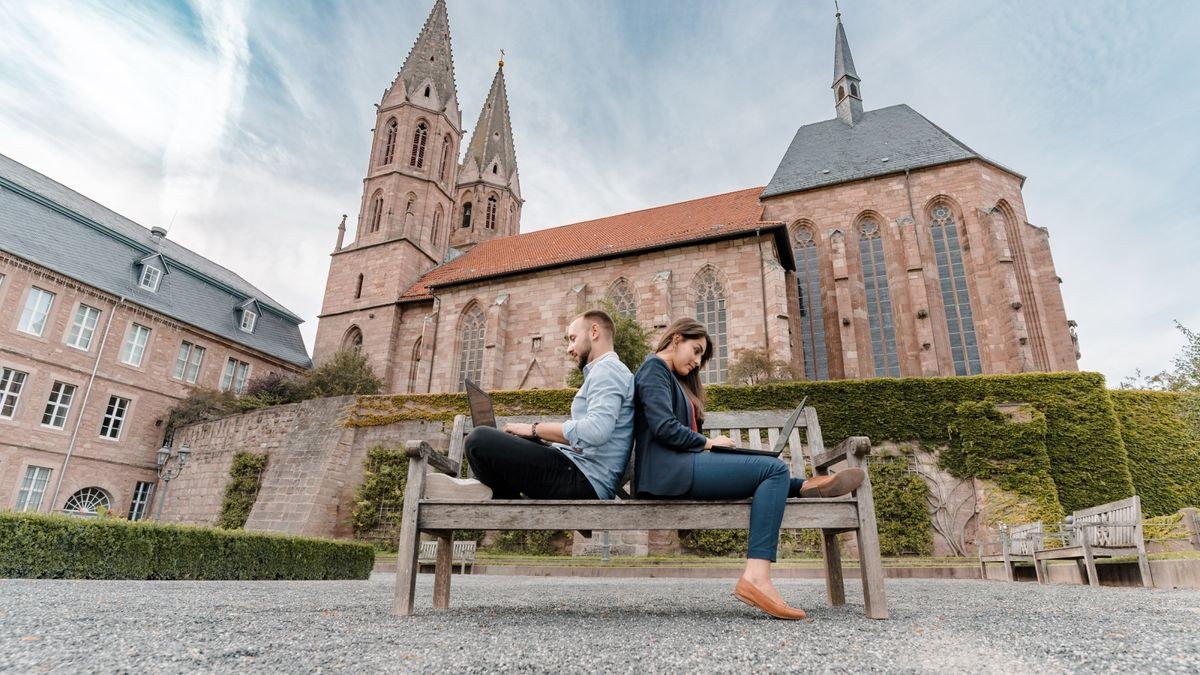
401 187 793 300
0 153 312 368
137 251 171 274
761 104 1024 198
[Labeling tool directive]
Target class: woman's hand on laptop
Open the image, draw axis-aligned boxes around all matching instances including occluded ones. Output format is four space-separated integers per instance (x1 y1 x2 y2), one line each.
705 435 736 449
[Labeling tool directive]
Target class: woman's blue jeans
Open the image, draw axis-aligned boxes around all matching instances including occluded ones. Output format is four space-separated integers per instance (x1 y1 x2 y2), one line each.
684 452 805 562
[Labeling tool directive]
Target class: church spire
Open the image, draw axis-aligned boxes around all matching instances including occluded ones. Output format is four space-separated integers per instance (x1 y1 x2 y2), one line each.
391 0 458 116
460 61 520 197
832 10 864 126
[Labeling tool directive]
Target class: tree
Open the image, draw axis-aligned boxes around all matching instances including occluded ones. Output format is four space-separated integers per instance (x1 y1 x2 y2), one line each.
567 302 654 387
301 348 384 398
727 348 797 385
1121 321 1200 392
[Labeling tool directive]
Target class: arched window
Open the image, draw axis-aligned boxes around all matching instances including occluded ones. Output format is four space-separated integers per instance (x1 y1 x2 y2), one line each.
410 121 428 168
929 203 981 375
343 326 363 352
793 223 828 380
837 85 845 101
408 338 422 393
439 135 452 182
461 202 472 228
423 84 431 97
381 118 397 165
456 304 486 390
850 82 859 97
369 192 384 233
692 267 728 384
63 487 110 516
858 216 899 377
355 274 364 299
431 206 442 248
485 195 498 229
607 278 637 319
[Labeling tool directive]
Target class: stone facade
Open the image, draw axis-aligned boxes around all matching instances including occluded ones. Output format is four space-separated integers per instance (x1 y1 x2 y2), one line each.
0 253 305 518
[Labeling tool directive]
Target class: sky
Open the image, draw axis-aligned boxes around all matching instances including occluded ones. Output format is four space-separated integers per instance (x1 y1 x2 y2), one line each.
1 0 1197 386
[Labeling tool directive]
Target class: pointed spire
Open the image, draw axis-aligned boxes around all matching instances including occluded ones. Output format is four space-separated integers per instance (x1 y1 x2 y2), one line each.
462 62 519 193
397 0 457 105
832 11 858 86
831 10 864 126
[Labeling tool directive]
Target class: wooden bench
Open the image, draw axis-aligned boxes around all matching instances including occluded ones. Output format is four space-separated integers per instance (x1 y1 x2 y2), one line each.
417 540 477 574
392 408 887 619
978 521 1043 582
1033 496 1152 587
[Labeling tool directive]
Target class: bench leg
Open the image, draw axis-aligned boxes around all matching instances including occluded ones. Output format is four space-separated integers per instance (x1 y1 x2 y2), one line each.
433 532 453 609
1032 555 1046 584
392 458 428 616
820 529 845 607
1136 542 1153 588
851 477 888 620
1082 552 1099 588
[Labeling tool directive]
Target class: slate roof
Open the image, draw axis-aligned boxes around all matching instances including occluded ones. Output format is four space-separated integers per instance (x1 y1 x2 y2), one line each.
401 187 793 300
762 104 1023 198
0 153 312 368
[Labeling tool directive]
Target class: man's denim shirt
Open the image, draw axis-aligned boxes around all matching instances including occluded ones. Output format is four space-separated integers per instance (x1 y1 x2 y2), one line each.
558 351 635 499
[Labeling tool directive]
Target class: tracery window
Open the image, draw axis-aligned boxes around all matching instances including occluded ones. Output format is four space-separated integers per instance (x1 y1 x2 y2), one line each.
794 224 828 380
485 195 497 230
343 326 363 352
410 121 428 168
369 192 383 233
381 118 397 165
929 203 981 375
858 217 899 377
607 279 637 319
63 487 110 516
692 268 728 384
456 305 485 390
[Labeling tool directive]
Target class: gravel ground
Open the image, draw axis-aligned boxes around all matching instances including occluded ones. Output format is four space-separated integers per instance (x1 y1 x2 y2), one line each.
1 574 1198 674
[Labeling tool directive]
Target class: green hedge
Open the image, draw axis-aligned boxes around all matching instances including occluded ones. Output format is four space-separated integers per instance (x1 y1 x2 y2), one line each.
1109 391 1200 515
870 459 934 556
0 512 374 580
216 452 269 529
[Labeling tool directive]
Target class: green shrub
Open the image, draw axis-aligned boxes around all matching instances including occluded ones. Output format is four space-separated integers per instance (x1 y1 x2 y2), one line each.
491 530 571 555
870 459 934 556
303 349 383 398
0 512 373 580
678 529 748 557
216 452 270 529
352 446 409 537
1109 391 1200 515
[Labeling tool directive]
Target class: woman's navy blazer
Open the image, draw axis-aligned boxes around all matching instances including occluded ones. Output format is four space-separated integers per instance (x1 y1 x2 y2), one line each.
632 355 709 497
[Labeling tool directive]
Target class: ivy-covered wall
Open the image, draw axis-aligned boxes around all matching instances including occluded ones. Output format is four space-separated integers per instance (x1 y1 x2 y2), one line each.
1109 391 1200 516
215 453 269 530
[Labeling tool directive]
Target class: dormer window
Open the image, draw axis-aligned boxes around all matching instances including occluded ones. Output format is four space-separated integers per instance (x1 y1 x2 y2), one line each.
139 265 161 292
240 309 257 333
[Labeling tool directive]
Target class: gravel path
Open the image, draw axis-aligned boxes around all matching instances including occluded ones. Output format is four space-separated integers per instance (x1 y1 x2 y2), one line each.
1 574 1197 673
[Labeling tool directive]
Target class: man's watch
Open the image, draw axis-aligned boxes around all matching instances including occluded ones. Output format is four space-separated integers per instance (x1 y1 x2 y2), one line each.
530 422 540 440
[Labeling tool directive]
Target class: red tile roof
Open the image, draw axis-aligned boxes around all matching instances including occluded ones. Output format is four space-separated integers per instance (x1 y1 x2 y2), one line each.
402 187 789 300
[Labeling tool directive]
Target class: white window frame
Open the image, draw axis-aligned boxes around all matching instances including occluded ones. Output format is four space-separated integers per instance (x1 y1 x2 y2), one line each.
138 264 162 292
15 465 52 512
41 381 77 429
173 341 206 384
66 304 102 351
221 357 250 393
99 395 130 440
128 481 154 521
0 367 28 420
239 309 257 333
119 323 151 367
17 287 55 336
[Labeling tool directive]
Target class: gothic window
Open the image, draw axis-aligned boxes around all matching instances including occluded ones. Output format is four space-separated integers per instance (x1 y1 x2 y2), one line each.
837 85 845 101
858 217 900 377
793 223 829 380
408 338 422 393
410 121 428 168
456 305 485 391
431 206 442 248
369 192 383 233
692 267 728 384
439 135 452 182
63 487 111 515
355 274 363 299
461 202 472 228
343 326 363 352
850 83 859 97
485 195 497 229
381 118 397 165
929 203 981 375
607 279 637 319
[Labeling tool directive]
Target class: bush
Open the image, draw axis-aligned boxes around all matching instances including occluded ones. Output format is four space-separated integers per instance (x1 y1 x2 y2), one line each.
567 302 654 387
163 389 241 441
303 349 383 398
216 453 270 529
728 348 797 385
490 530 571 555
241 371 305 407
870 459 934 556
679 529 748 557
0 512 374 580
351 446 409 537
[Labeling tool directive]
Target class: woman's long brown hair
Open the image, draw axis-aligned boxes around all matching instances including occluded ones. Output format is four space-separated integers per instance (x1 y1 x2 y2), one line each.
653 317 714 426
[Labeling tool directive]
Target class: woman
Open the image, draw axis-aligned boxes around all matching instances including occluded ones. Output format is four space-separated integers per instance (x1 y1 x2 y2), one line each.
632 318 865 620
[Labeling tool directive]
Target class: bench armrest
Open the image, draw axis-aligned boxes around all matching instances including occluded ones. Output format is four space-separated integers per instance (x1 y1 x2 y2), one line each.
405 440 461 477
812 436 871 471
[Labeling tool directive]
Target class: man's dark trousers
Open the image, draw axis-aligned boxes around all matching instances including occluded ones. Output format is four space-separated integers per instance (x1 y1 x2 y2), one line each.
464 426 598 500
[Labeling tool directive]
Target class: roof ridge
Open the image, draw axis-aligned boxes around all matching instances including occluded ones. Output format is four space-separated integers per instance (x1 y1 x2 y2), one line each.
547 185 765 230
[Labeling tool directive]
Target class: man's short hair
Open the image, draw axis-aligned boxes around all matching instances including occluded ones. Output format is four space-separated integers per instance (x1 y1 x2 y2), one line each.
579 309 615 339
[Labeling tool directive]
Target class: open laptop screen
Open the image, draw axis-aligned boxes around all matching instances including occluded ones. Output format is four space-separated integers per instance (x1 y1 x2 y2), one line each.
464 379 497 428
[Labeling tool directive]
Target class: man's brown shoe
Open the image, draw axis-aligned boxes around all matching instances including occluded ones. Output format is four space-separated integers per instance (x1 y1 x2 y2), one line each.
798 468 866 498
733 578 807 620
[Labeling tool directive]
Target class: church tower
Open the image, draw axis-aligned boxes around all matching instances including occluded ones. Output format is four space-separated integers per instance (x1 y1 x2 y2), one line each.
313 0 464 370
832 10 863 126
451 59 523 250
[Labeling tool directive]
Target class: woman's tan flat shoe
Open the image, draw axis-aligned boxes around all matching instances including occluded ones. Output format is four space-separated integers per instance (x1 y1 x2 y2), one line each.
733 578 807 620
798 467 865 498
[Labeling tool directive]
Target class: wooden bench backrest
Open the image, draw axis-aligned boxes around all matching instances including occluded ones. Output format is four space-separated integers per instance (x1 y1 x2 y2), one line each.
1008 521 1044 557
418 539 477 562
1071 496 1143 548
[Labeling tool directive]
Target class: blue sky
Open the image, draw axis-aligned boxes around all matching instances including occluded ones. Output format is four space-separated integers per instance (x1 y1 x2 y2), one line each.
1 0 1197 384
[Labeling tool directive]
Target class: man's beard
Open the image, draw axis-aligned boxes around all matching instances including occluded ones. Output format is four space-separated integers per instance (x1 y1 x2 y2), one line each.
575 344 591 371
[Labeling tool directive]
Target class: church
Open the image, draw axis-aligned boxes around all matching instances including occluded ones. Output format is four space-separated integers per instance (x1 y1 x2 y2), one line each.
313 0 1079 393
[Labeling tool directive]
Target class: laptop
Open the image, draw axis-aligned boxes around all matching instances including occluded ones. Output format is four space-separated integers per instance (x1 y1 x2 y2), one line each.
465 379 547 444
708 396 808 457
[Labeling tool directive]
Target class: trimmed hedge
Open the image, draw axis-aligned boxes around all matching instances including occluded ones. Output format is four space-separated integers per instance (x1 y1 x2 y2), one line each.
870 459 934 556
0 513 374 580
1109 391 1200 516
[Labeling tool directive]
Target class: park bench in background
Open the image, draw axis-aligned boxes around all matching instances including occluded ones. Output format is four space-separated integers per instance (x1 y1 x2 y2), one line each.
417 539 477 575
1034 496 1152 587
978 521 1044 582
392 408 888 619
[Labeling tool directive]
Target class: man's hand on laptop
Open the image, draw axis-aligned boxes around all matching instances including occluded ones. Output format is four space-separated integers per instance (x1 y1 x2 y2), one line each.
502 423 534 438
705 435 736 450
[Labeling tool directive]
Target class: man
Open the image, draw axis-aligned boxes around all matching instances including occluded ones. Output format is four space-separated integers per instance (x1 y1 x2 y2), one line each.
426 309 635 500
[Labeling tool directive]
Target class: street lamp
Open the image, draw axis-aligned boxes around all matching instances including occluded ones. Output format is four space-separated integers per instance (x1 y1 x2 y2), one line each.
154 443 191 520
